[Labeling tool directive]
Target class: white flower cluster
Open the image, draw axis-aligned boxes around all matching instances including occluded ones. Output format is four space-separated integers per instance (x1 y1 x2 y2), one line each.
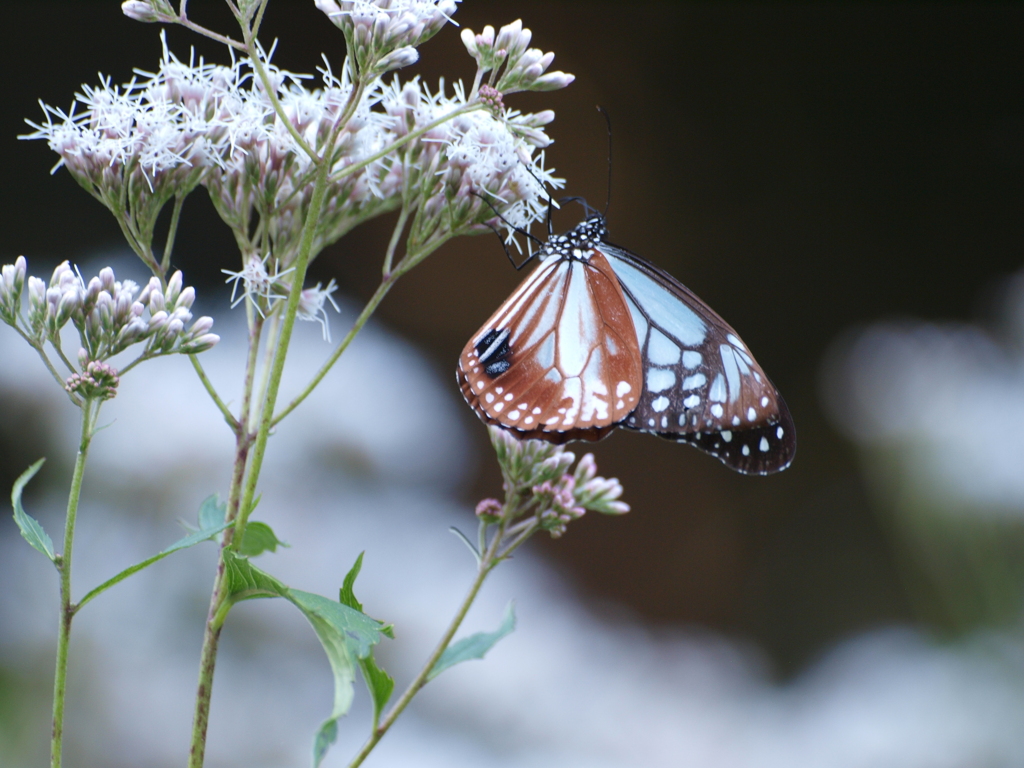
314 0 459 77
26 14 571 316
486 425 628 538
0 256 218 376
461 19 574 94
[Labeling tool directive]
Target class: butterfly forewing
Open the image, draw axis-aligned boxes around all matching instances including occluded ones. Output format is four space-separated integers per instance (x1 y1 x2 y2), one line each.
459 249 643 442
601 243 796 474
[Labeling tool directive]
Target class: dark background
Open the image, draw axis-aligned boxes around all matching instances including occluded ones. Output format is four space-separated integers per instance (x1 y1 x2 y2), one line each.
2 1 1022 676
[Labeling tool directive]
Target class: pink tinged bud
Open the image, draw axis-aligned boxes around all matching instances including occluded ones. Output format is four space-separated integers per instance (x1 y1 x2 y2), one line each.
379 46 419 72
121 0 166 22
185 333 220 352
57 289 80 321
495 20 522 53
165 270 183 304
166 318 184 337
99 267 116 292
149 290 166 313
475 498 503 522
86 277 102 302
575 453 598 484
49 261 72 288
480 25 495 46
189 316 214 336
28 276 46 309
175 286 195 310
530 72 575 91
148 310 168 330
461 28 479 57
78 348 89 367
131 301 145 317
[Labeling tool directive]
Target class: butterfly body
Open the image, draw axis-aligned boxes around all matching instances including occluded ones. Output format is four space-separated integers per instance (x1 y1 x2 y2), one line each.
459 214 795 475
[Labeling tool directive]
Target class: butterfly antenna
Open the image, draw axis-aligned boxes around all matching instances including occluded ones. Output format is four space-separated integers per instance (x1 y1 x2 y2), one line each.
597 105 612 217
559 195 597 220
471 191 541 270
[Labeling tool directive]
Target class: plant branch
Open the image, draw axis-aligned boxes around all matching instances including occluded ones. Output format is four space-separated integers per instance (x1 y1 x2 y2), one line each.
161 194 186 274
347 515 509 768
189 355 239 432
271 274 395 427
50 399 97 768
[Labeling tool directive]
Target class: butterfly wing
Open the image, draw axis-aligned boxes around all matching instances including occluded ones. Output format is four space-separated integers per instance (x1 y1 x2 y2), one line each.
601 243 796 474
458 249 643 443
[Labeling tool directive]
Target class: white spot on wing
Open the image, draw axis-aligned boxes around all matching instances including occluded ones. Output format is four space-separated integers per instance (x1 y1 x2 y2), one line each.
616 381 632 397
646 368 676 393
647 328 681 365
682 350 702 369
682 373 706 390
719 345 741 403
708 374 726 403
721 430 732 442
742 444 750 456
759 437 769 452
652 396 670 412
683 394 700 409
710 403 724 418
747 407 756 421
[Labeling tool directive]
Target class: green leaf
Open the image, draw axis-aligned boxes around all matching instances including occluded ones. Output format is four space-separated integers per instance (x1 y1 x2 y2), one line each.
213 553 392 767
221 550 289 602
428 602 516 681
339 551 365 611
238 521 287 557
287 589 389 767
77 500 232 610
10 459 54 562
338 553 395 724
197 494 226 530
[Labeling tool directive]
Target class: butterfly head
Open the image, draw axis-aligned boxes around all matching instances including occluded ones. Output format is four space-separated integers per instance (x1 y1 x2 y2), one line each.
538 215 608 263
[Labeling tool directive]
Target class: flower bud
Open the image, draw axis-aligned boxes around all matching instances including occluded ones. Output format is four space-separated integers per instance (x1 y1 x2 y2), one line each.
189 316 214 336
99 267 116 293
121 0 174 23
377 46 420 73
149 289 166 313
165 270 183 306
175 286 195 310
183 333 220 353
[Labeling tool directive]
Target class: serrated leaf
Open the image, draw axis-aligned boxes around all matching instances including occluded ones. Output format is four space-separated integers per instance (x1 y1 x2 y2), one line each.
222 550 289 602
11 459 54 562
238 521 286 557
287 589 389 767
197 495 226 530
338 553 395 725
359 654 394 726
339 551 365 611
428 602 516 681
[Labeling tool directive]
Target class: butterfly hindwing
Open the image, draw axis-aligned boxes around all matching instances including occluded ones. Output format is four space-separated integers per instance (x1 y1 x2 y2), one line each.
602 243 796 474
458 248 643 442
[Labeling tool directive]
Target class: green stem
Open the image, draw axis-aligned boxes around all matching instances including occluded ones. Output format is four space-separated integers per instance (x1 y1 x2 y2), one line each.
161 194 186 274
50 399 97 768
347 517 508 768
271 275 396 427
189 355 239 432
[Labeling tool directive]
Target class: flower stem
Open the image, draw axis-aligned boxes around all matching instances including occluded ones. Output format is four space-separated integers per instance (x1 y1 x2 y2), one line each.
50 399 97 768
271 275 395 427
346 514 511 768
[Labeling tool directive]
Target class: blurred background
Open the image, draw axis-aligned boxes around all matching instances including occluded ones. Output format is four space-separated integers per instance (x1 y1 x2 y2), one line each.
2 1 1024 766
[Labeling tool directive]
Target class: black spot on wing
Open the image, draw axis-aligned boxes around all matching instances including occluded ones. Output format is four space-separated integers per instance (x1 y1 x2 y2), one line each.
475 328 512 378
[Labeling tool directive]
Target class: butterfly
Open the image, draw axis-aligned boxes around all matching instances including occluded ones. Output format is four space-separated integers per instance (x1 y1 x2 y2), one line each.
457 211 796 475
